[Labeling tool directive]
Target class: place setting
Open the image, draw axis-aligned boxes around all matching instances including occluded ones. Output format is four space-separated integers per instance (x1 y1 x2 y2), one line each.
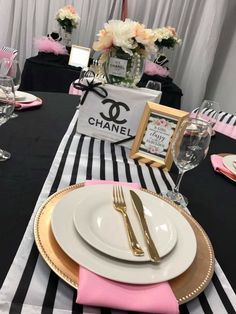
211 153 236 182
34 181 215 311
14 91 43 110
0 57 42 111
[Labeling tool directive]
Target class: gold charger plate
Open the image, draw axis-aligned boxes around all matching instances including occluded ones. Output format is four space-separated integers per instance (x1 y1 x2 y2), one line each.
34 183 215 305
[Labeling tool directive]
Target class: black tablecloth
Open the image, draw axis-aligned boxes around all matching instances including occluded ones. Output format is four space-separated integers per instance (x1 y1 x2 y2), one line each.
20 54 182 109
173 135 236 285
0 92 78 287
137 73 183 109
0 92 235 313
20 54 82 93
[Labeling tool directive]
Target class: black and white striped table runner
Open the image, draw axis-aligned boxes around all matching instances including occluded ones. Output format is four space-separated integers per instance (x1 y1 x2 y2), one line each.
0 110 236 314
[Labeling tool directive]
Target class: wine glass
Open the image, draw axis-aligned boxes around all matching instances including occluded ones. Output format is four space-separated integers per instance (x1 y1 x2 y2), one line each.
0 59 21 118
0 75 15 161
195 100 220 135
8 59 21 91
146 80 162 91
0 59 21 90
164 118 212 207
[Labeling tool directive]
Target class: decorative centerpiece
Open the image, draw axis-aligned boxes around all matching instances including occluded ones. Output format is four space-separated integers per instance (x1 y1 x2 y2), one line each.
153 26 181 65
92 19 157 88
56 5 80 47
34 32 68 55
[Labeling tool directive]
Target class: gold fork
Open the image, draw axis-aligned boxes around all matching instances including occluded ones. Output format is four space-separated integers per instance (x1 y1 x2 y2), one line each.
113 185 144 256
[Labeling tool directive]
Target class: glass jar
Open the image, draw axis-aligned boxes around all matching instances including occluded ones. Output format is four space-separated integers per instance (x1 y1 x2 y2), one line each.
104 48 144 88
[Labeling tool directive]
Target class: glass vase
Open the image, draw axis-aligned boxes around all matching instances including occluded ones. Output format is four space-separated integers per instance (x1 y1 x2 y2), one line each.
61 29 72 47
104 48 144 88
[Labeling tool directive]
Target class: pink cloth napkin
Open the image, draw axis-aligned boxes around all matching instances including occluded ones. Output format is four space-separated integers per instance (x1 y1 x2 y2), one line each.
69 81 83 96
76 180 179 314
15 98 43 110
210 154 235 176
144 60 169 77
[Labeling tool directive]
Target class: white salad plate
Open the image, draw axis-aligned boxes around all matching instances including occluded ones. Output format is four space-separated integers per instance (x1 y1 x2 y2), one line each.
15 91 37 102
73 187 177 261
51 184 197 284
223 154 236 175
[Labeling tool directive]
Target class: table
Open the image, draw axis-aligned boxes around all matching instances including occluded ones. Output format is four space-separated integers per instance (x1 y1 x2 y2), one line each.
0 92 78 285
137 73 183 109
20 53 82 93
20 54 182 109
0 92 235 313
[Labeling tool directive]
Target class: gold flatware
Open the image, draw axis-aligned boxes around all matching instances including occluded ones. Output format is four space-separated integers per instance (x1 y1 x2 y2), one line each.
113 186 144 256
130 190 161 263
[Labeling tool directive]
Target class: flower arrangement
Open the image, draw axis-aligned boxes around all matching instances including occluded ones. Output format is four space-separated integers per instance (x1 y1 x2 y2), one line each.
154 26 181 50
56 5 80 33
92 19 181 86
92 19 157 63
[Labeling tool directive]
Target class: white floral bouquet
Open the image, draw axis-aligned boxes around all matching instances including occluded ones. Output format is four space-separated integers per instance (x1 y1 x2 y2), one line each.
92 19 158 63
154 26 181 50
56 5 80 33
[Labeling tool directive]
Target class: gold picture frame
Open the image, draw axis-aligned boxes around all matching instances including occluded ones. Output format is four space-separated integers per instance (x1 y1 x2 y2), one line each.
130 102 189 170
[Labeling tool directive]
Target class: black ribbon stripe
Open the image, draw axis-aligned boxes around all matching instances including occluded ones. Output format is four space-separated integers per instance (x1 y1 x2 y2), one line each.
73 79 108 105
113 136 135 145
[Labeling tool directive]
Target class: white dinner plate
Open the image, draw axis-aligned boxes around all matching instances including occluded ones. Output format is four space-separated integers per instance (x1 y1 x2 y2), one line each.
51 185 197 284
73 188 177 261
15 91 37 102
223 154 236 175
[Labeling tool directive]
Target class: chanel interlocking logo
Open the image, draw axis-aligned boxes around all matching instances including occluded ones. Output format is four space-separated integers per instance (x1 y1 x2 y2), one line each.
100 99 130 124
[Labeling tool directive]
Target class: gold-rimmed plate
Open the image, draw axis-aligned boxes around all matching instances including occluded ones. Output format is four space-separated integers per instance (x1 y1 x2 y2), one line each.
34 183 215 305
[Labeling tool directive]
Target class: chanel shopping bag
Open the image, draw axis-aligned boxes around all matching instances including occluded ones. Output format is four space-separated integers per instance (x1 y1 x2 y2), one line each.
76 78 161 148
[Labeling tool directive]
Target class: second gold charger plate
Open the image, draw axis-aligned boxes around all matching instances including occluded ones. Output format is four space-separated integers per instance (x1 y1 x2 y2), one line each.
34 183 215 305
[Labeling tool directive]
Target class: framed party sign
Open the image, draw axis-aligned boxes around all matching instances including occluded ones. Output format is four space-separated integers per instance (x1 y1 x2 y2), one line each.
130 102 189 170
68 45 91 68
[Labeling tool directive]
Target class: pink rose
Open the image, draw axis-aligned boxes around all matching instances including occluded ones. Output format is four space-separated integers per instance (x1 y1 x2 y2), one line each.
65 5 77 14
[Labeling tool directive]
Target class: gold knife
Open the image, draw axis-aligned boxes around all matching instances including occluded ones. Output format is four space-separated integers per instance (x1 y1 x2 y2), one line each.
130 190 160 263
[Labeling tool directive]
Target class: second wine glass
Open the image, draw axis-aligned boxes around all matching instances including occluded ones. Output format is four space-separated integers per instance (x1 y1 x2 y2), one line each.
0 75 15 161
0 59 21 90
0 59 21 118
145 80 162 91
164 118 212 207
196 99 220 135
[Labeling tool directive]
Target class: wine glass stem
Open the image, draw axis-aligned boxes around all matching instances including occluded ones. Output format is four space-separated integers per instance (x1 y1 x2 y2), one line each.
173 170 185 193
